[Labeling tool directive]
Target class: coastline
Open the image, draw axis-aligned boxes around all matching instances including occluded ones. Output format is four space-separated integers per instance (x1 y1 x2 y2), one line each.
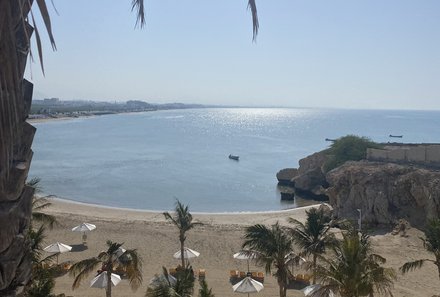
46 197 322 226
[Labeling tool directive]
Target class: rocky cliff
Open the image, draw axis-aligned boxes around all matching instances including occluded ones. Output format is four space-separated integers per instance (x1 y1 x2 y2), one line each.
326 161 440 228
278 148 440 228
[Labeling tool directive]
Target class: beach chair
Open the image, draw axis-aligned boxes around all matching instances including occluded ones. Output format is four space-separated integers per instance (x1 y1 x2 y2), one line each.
239 271 246 278
230 270 238 278
169 268 177 276
257 272 264 283
198 269 206 280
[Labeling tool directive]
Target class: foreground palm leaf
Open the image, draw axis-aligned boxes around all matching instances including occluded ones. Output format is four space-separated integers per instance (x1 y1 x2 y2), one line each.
69 240 143 297
146 266 195 297
313 229 396 297
242 222 294 297
163 200 202 267
400 218 440 280
27 177 58 229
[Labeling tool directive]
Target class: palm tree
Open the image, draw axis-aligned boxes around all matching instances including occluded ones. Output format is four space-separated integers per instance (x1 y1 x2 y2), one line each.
198 279 215 297
313 229 396 297
69 240 143 297
27 177 57 229
163 200 202 267
146 266 195 297
400 218 440 280
24 225 59 297
289 207 337 284
242 222 295 297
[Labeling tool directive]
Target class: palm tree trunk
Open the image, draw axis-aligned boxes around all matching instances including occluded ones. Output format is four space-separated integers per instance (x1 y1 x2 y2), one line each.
0 0 35 295
106 270 112 297
312 253 317 284
277 279 285 297
436 257 440 280
180 235 185 268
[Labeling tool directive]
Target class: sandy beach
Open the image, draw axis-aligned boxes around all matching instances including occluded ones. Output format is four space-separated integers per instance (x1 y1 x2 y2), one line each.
42 199 439 297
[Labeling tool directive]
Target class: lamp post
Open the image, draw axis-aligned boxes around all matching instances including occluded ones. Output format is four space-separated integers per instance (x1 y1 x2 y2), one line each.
357 209 362 232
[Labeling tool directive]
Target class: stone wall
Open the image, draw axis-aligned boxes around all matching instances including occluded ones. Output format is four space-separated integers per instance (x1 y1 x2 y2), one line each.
367 145 440 167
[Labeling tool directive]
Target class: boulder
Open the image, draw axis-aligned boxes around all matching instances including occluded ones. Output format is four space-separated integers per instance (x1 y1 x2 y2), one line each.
278 186 295 201
292 167 327 192
326 161 440 227
298 150 328 175
276 168 298 186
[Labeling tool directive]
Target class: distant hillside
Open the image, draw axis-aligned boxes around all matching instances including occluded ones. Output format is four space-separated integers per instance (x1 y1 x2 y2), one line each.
30 99 220 117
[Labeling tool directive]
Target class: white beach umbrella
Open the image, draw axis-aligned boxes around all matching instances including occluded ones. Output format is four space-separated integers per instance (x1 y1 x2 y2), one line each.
303 284 335 297
72 222 96 244
72 222 96 232
232 276 264 297
233 250 257 272
173 247 200 260
90 271 121 288
43 242 72 264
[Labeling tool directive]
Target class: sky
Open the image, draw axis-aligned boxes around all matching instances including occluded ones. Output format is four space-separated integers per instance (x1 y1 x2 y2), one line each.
26 0 440 110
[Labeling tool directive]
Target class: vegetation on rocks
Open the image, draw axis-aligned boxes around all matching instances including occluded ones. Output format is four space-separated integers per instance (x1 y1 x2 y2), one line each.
324 135 382 172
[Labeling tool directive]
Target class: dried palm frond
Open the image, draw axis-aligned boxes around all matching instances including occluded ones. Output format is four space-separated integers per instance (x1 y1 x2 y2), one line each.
247 0 259 41
132 0 146 28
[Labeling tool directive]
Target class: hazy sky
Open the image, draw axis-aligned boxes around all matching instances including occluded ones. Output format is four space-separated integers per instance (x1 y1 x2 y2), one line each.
26 0 440 109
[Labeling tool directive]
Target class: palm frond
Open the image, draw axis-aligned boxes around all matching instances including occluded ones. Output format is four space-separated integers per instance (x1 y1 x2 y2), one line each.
123 249 143 291
247 0 259 41
36 0 56 49
27 177 42 190
400 259 431 274
32 212 57 229
69 257 102 289
132 0 146 28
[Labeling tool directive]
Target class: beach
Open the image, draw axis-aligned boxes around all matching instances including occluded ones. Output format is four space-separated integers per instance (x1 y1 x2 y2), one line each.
43 199 439 297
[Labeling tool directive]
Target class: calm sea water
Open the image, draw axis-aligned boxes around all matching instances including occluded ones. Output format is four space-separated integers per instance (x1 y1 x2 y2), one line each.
29 108 440 212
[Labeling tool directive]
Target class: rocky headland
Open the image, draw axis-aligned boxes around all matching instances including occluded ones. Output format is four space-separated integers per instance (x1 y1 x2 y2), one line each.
278 147 440 228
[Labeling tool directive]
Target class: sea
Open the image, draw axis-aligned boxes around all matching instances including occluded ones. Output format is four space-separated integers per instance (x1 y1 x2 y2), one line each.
29 108 440 212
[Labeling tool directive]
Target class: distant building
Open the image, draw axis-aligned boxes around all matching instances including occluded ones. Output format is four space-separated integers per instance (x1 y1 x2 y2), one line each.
43 98 60 104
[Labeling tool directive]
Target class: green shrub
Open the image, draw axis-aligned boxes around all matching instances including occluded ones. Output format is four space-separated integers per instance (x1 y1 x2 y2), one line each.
324 135 381 172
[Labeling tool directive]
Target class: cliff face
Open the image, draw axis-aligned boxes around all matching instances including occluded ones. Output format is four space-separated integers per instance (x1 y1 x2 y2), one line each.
326 161 440 227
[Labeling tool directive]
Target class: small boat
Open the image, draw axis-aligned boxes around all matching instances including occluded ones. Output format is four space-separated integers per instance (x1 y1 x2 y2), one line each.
228 154 239 161
325 138 336 142
389 135 403 138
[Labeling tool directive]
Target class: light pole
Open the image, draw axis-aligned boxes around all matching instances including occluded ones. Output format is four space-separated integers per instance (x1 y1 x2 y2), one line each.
357 209 362 232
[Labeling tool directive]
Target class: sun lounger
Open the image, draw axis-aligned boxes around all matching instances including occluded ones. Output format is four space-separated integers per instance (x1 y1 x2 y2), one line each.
239 271 246 278
169 268 177 276
230 270 239 278
198 269 206 280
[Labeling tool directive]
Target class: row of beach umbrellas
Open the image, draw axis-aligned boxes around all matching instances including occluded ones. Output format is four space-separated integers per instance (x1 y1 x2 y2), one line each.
43 227 321 295
43 222 96 264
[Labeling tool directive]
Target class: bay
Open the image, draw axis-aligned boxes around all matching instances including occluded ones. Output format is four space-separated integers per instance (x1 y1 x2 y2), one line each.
29 108 440 212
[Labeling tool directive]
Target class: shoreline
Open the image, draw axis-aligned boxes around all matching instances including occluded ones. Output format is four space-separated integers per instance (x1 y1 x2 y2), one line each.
48 196 324 215
45 197 324 227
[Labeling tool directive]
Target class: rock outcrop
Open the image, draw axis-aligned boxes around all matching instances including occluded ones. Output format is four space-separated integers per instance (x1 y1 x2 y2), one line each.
326 161 440 228
276 168 298 186
277 150 329 200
